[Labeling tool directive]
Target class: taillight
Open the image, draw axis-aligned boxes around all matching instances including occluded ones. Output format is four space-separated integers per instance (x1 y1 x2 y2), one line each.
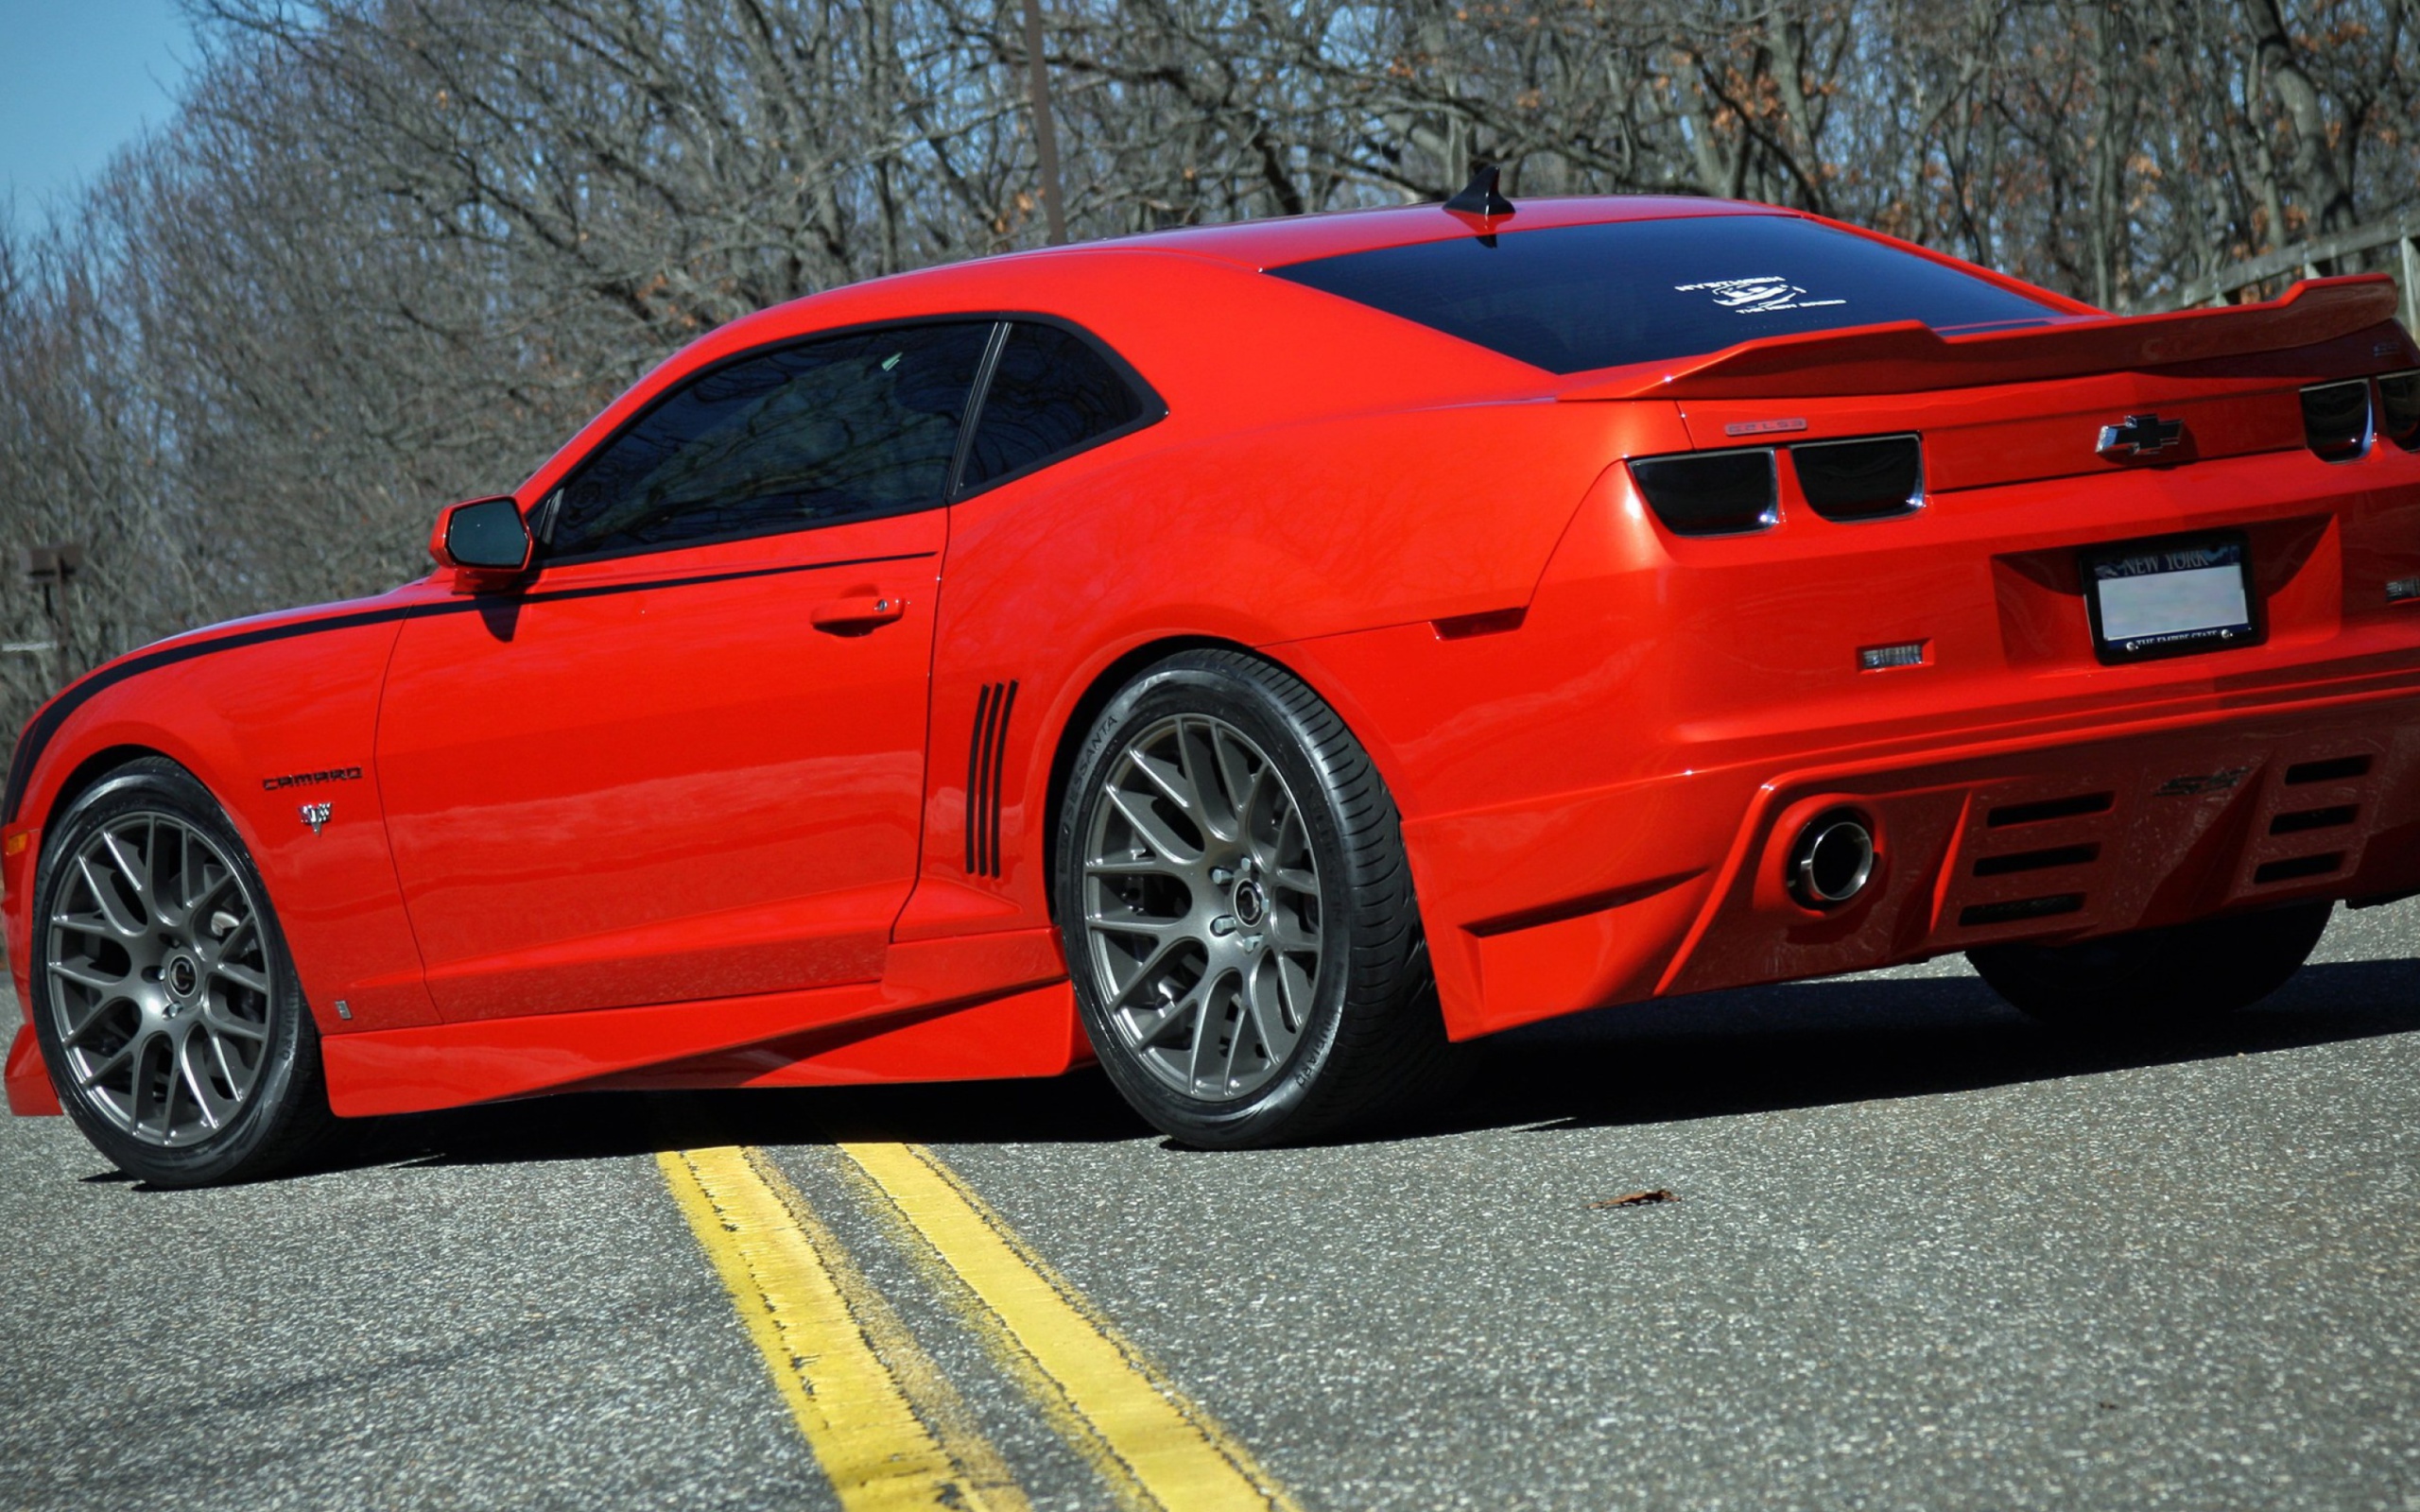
2301 379 2371 460
1791 435 1923 522
1630 450 1776 536
2378 370 2420 452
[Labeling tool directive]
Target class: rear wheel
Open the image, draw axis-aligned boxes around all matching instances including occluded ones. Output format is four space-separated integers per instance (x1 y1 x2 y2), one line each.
31 759 333 1187
1055 650 1449 1147
1966 901 2332 1031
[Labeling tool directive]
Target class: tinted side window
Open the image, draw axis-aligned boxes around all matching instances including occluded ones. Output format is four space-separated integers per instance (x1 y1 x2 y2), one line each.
546 321 994 559
1269 215 2060 374
960 322 1147 490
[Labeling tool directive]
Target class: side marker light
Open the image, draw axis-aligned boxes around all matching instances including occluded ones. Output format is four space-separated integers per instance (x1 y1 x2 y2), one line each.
2 830 26 858
1858 641 1929 671
1432 607 1529 640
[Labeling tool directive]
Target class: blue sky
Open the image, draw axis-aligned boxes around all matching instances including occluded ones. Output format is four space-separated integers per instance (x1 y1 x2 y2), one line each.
0 0 197 223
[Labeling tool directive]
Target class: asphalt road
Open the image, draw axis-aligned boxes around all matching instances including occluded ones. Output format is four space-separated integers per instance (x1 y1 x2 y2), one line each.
6 901 2419 1511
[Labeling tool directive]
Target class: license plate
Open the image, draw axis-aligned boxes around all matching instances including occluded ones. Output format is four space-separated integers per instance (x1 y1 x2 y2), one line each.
2082 532 2259 663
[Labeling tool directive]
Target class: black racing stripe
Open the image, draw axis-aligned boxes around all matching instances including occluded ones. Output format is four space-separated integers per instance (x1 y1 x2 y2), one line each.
2 550 931 825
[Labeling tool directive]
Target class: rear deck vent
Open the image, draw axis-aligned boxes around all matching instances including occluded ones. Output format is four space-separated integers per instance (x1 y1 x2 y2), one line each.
964 679 1019 878
1988 792 2115 828
2254 853 2342 885
2284 754 2371 785
1629 449 1778 536
1960 894 2085 927
2302 379 2371 461
1791 435 1923 522
2381 370 2420 452
1973 843 2100 877
2271 805 2358 836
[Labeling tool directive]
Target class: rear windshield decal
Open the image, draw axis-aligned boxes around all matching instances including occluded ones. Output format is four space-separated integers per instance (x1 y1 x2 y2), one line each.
1267 216 2053 373
1674 276 1845 315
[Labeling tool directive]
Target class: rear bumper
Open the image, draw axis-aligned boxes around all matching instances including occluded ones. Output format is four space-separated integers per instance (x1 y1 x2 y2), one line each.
1283 432 2420 1040
1403 677 2420 1039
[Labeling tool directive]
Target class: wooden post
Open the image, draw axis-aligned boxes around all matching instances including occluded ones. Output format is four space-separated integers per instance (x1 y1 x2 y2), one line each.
1020 0 1067 247
2402 236 2419 335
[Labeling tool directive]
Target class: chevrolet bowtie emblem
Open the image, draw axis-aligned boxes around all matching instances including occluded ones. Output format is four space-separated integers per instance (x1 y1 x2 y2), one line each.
2097 413 2186 459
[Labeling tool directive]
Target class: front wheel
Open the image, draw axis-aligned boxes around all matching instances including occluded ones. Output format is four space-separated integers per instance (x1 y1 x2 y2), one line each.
1966 900 2332 1031
1055 650 1449 1147
31 759 334 1187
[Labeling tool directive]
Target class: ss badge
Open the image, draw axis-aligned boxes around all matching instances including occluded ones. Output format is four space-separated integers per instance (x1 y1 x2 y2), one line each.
300 801 333 835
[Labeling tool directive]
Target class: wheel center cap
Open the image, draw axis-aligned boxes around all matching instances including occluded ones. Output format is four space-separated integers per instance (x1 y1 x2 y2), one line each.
164 954 200 1002
1231 880 1267 928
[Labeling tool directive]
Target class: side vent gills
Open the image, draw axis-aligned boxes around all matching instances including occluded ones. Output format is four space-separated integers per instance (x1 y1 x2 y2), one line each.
1960 894 2085 927
2272 805 2358 835
964 679 1020 878
1987 792 2114 828
1973 843 2099 877
2254 853 2342 885
2285 754 2371 784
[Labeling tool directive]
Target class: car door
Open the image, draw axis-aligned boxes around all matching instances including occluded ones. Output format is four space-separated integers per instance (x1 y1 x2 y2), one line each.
376 319 997 1022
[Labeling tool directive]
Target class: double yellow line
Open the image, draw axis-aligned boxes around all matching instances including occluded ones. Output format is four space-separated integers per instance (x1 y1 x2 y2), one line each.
660 1143 1299 1512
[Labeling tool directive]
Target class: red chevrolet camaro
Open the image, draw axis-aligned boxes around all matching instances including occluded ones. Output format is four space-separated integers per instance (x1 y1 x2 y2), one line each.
7 183 2419 1184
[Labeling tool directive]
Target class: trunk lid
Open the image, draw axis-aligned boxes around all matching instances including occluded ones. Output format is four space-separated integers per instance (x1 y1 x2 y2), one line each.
1562 276 2412 492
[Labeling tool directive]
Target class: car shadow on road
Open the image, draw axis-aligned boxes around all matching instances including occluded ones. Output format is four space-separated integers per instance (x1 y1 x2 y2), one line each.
1426 954 2420 1140
285 955 2420 1177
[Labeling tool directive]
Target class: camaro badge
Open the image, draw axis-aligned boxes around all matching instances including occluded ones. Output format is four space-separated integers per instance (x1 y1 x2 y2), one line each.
300 801 333 835
2097 413 2186 459
263 765 362 791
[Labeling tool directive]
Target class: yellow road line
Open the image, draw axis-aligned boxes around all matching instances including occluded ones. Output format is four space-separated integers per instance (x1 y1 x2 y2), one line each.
837 1141 1302 1512
657 1146 1030 1512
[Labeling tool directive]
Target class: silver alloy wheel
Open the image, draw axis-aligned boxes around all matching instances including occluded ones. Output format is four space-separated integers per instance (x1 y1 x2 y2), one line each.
44 811 276 1147
1080 713 1324 1101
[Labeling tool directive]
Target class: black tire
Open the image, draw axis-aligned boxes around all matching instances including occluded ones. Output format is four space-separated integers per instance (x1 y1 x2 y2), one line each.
1966 900 2332 1031
1055 650 1452 1147
30 758 334 1187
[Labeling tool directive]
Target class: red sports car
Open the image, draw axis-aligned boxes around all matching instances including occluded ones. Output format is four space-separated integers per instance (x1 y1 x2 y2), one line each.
8 182 2419 1185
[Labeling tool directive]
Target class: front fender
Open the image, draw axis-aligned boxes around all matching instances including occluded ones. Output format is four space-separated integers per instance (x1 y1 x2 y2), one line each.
3 600 443 1091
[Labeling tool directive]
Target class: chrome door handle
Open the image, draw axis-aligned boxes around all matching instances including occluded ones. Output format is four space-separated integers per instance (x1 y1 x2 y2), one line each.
811 594 908 635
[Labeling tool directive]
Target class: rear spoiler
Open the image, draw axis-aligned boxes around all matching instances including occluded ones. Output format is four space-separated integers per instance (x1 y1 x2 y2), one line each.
1558 275 2409 402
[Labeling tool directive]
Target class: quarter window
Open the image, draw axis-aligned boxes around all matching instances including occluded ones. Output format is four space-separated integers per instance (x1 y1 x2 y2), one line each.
545 321 994 560
960 322 1150 491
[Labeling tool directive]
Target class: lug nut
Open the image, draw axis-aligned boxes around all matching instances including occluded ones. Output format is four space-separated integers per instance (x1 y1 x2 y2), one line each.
1210 916 1238 936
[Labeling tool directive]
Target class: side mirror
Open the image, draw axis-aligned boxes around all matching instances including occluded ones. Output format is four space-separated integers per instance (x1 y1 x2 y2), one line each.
428 496 532 586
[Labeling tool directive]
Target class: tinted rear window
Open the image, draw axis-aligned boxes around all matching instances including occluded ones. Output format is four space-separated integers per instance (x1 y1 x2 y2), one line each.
1269 215 2060 374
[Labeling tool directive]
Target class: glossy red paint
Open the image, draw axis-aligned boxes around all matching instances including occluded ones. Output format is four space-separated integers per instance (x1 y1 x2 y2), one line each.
375 512 944 1020
8 196 2420 1121
321 928 1075 1115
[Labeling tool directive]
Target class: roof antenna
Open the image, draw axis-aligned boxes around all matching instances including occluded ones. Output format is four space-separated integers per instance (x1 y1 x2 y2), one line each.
1443 163 1515 218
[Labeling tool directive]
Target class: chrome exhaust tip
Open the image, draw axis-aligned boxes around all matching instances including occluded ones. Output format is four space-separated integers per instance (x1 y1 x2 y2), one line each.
1789 811 1876 909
